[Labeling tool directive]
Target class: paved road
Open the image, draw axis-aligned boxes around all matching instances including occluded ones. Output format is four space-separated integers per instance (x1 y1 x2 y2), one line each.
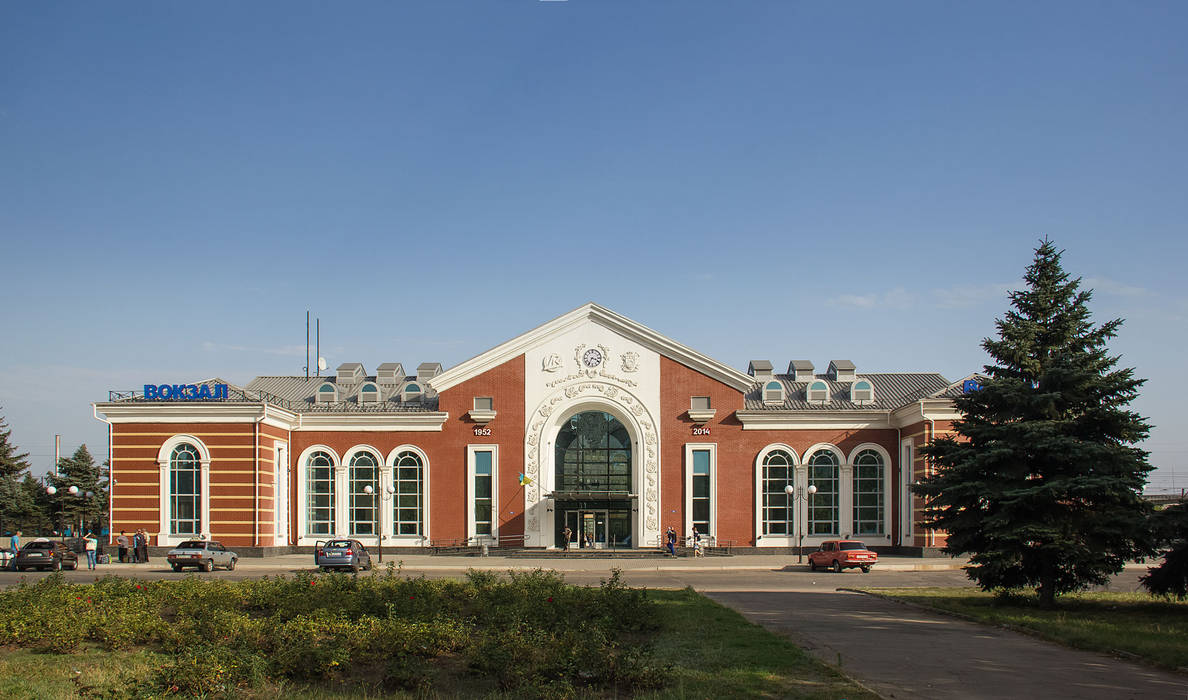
708 590 1187 699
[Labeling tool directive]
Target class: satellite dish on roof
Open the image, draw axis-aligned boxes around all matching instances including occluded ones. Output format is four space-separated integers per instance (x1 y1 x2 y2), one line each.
318 357 327 372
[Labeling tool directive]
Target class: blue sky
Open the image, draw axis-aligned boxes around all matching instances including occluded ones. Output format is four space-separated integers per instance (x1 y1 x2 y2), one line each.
1 2 1185 490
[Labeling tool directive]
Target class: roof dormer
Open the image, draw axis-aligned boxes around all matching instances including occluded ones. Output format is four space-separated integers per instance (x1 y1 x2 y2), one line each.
357 382 381 405
807 379 829 404
315 382 338 404
748 360 774 382
762 380 785 405
376 362 404 385
788 360 815 383
850 379 874 405
828 360 856 382
336 362 365 385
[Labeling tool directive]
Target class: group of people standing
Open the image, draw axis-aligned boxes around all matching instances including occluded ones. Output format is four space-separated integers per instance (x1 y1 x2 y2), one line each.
115 529 150 564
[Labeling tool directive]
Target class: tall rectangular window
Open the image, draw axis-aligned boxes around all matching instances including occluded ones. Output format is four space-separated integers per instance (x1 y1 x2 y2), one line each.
685 443 716 539
305 451 335 536
468 445 497 541
169 444 201 536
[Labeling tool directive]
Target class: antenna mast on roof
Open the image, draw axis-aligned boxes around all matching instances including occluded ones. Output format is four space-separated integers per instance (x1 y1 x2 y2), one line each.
316 318 321 376
305 310 310 379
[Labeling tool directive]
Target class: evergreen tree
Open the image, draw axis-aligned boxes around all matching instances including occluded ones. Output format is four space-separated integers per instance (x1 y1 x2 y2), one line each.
48 444 107 535
1141 501 1188 599
0 410 33 535
916 240 1154 607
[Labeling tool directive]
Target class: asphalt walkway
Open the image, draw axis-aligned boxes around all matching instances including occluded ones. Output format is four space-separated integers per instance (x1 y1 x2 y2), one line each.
708 589 1187 700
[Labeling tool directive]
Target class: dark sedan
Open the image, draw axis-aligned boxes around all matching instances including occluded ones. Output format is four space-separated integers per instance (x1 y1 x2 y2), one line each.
13 539 80 571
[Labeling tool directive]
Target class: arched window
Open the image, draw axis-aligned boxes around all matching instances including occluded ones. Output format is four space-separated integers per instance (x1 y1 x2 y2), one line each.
349 452 379 535
402 383 422 402
852 380 874 404
853 449 885 535
761 449 796 535
807 380 828 403
554 411 632 494
807 450 839 535
169 443 201 535
316 383 337 404
763 380 785 404
306 451 335 535
359 382 379 405
392 450 424 536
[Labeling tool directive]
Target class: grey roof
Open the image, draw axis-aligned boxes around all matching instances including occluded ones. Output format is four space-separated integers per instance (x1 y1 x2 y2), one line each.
376 362 403 371
748 360 773 373
336 362 364 371
245 375 438 412
789 360 815 371
743 373 952 411
931 374 989 399
829 360 856 371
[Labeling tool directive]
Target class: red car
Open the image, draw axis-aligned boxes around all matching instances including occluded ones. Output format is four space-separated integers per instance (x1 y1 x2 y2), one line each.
808 540 877 573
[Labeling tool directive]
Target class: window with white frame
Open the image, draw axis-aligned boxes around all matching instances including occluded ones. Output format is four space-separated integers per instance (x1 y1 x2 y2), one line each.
807 380 828 403
761 449 796 535
316 382 337 404
305 451 335 535
169 444 201 535
358 382 380 404
851 379 873 404
349 452 379 535
469 446 496 540
807 450 839 535
391 450 423 536
686 445 715 537
763 381 784 404
853 449 885 535
403 382 423 402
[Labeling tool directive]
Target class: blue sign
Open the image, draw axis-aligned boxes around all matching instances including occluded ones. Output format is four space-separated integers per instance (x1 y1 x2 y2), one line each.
144 384 229 400
962 379 983 393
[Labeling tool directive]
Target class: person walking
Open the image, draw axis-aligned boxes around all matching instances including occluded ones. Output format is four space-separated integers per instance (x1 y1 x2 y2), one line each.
8 531 20 570
561 526 572 552
83 532 98 570
665 527 677 557
116 531 129 563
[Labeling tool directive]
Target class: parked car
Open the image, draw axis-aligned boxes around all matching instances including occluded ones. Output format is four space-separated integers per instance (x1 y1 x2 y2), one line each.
808 540 878 573
13 539 80 571
166 540 238 572
315 539 372 572
0 547 13 568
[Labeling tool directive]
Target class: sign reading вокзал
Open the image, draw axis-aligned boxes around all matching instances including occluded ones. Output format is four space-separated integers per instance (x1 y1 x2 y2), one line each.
143 383 229 400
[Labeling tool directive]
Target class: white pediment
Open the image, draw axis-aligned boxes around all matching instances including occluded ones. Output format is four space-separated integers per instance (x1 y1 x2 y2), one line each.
426 303 753 393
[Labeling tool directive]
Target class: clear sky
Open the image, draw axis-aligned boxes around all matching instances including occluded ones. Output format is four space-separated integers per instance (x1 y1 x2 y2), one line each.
1 2 1185 491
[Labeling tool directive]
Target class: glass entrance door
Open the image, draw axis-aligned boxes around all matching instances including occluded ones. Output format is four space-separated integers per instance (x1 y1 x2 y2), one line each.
563 510 608 548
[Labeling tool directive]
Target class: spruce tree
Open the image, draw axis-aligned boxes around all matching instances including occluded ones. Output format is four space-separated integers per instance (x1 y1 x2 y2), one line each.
1141 501 1188 599
0 411 33 535
916 240 1154 607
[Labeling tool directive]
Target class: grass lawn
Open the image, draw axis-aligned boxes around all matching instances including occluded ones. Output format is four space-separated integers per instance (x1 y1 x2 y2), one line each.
0 574 873 699
860 587 1188 671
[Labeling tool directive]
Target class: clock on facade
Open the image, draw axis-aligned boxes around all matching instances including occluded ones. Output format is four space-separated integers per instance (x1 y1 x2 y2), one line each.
582 348 603 368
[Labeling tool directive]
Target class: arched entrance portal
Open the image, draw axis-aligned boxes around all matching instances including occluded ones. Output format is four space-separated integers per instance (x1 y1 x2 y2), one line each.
553 411 633 549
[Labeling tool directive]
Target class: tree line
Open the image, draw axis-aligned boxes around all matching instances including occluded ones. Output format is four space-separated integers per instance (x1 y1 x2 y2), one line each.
0 416 109 539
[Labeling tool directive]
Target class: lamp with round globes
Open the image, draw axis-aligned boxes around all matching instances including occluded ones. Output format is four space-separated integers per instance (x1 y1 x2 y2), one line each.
784 483 818 563
45 484 91 540
362 484 397 563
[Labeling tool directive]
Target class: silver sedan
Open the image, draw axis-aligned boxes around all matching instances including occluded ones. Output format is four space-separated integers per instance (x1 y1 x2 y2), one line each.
166 540 238 572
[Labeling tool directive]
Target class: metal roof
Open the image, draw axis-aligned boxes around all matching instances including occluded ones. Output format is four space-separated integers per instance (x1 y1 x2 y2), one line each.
742 373 951 411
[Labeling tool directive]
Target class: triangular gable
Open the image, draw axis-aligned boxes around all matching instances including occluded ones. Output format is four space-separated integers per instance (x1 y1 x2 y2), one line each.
427 302 755 393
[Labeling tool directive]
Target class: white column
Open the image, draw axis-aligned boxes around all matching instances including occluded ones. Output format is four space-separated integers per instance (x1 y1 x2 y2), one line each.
839 463 854 538
334 465 348 537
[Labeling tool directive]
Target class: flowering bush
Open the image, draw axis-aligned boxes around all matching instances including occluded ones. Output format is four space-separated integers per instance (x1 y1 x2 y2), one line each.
0 568 663 696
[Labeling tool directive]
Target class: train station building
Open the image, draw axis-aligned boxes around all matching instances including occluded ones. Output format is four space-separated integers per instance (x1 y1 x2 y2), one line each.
95 303 969 553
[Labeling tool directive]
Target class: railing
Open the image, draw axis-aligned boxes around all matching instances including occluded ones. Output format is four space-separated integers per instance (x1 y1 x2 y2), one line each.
107 387 302 411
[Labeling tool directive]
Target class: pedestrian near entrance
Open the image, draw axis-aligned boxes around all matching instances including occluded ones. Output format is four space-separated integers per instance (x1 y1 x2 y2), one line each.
561 526 572 552
83 532 98 570
691 526 704 557
665 527 677 557
8 531 20 570
138 530 150 563
116 531 129 563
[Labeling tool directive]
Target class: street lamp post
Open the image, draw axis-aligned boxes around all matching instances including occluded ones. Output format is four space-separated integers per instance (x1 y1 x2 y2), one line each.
46 485 92 540
784 483 818 563
362 484 396 563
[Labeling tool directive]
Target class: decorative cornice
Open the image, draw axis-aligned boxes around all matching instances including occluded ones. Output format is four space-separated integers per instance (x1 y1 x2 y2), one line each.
467 409 497 425
427 303 754 394
735 410 893 430
296 412 449 432
687 408 717 424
